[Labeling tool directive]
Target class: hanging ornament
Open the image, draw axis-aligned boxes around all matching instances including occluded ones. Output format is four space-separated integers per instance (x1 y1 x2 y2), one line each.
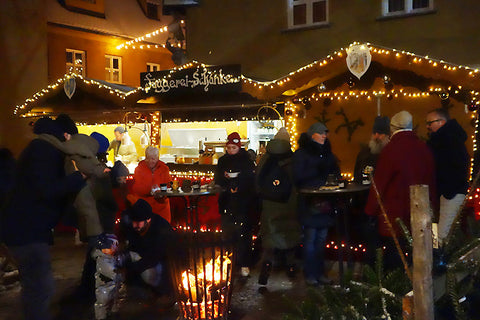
302 97 312 110
347 77 356 88
317 83 326 92
440 92 449 100
384 75 393 90
468 102 478 112
285 109 293 116
346 43 372 79
324 97 332 106
64 76 76 99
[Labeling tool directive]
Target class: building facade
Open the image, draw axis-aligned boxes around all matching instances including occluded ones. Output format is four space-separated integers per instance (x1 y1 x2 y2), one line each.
1 0 178 154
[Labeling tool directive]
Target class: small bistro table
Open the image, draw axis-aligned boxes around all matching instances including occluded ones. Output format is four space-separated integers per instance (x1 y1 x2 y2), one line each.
299 183 370 286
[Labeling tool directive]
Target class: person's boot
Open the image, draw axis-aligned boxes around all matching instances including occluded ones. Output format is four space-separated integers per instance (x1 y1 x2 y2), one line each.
258 261 272 286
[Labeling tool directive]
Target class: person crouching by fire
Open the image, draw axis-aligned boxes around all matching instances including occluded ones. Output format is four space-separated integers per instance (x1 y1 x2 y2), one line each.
117 199 175 307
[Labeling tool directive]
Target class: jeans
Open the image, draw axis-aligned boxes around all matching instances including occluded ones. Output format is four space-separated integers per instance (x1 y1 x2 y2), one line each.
302 227 328 280
9 243 54 320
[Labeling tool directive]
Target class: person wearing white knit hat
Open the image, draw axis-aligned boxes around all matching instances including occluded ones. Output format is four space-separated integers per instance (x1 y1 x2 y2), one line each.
364 110 437 271
390 110 413 133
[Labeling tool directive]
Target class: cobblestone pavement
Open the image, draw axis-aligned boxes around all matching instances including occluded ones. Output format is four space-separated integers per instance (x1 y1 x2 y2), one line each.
0 232 344 320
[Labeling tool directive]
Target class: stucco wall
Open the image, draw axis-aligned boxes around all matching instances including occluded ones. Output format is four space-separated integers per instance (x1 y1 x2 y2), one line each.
48 25 175 87
186 0 480 80
0 0 48 155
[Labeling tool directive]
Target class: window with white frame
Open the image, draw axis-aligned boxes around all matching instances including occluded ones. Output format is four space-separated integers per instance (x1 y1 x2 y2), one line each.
147 63 160 72
382 0 433 16
105 55 122 83
287 0 328 29
66 49 86 76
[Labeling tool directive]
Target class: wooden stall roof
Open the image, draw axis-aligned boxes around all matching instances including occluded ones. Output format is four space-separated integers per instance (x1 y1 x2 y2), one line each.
14 42 480 123
241 42 480 105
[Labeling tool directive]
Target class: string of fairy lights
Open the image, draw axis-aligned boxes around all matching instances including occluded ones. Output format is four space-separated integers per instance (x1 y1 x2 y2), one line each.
115 20 186 50
12 43 480 197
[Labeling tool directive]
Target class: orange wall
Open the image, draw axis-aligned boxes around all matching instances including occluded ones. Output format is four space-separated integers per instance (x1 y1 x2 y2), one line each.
294 96 474 175
47 24 175 87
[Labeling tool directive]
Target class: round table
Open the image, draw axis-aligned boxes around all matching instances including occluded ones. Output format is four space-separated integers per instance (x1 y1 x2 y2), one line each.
299 183 370 286
153 187 221 231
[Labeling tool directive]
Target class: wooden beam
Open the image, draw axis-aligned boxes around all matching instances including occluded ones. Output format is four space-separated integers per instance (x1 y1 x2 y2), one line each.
410 184 434 320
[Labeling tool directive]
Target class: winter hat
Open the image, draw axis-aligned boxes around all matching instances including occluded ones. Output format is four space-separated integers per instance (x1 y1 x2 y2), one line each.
55 114 78 134
90 132 109 154
112 160 129 177
33 117 64 141
307 122 328 136
127 198 153 221
390 111 413 132
372 116 390 135
274 127 290 141
114 126 125 134
226 132 242 148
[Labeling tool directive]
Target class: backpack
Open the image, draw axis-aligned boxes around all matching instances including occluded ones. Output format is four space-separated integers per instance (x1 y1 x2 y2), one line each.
257 155 293 203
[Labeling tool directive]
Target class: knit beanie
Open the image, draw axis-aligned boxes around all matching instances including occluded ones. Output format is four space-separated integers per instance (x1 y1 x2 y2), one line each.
90 132 109 154
390 111 413 131
55 114 78 134
127 199 153 221
307 122 328 136
226 132 242 148
274 127 290 141
33 117 64 141
372 116 390 135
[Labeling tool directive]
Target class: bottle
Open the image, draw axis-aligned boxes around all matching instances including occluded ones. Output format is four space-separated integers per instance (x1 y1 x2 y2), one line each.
362 166 373 185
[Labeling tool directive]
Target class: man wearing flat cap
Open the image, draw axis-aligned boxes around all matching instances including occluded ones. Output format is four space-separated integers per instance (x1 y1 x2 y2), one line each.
365 111 436 270
118 199 174 300
293 122 340 286
107 126 138 165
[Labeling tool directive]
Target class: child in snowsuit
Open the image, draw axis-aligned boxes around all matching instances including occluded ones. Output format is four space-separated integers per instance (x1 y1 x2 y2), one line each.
92 233 123 320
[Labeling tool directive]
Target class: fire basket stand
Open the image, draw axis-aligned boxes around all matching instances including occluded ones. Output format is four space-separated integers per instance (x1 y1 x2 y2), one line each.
168 191 236 320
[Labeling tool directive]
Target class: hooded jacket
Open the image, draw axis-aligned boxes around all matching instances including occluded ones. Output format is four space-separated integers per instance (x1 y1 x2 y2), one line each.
256 138 300 250
1 127 85 246
292 132 340 188
427 119 469 199
215 148 256 215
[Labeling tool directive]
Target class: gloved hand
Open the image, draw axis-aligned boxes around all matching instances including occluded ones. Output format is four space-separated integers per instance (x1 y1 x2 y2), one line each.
129 251 141 262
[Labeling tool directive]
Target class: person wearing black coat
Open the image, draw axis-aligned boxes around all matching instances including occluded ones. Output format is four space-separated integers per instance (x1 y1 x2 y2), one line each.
1 117 85 320
293 123 340 286
426 108 469 245
118 199 175 299
215 132 256 277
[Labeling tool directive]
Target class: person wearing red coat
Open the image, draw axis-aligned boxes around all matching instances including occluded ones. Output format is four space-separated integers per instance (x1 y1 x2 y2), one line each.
131 146 171 223
365 111 436 269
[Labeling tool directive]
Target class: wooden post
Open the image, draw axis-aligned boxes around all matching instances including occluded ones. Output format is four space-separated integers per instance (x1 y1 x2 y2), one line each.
410 185 434 320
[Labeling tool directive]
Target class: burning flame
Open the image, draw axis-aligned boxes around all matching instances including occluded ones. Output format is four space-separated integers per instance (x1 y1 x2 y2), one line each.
179 254 232 319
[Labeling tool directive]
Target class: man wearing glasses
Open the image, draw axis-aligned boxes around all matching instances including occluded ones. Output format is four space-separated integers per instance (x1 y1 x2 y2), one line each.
426 108 469 246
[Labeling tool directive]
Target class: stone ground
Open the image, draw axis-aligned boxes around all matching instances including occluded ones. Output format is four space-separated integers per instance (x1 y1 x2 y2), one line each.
0 232 349 320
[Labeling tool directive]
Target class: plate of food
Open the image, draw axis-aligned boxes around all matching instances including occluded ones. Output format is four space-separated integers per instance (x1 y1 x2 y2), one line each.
319 185 340 191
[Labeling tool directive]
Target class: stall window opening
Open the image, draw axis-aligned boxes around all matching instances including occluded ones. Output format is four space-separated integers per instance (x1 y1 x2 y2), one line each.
66 49 86 77
382 0 433 17
105 55 122 83
147 63 160 72
288 0 328 29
